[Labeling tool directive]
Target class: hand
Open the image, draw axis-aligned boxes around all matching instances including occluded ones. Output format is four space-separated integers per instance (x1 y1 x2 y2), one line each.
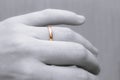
0 9 100 80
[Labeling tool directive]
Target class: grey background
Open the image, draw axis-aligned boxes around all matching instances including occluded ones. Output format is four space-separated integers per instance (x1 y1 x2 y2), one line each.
0 0 120 80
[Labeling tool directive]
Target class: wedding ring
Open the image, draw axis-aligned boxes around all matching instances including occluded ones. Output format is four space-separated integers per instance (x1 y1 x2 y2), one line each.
48 25 53 41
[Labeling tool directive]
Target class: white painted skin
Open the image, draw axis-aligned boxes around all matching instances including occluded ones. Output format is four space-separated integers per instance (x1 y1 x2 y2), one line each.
0 9 100 80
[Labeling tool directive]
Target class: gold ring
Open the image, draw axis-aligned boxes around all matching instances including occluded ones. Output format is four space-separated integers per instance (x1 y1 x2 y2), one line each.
48 25 53 41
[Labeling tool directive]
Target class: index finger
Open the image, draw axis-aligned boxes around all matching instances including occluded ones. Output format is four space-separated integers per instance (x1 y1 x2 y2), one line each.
8 9 85 26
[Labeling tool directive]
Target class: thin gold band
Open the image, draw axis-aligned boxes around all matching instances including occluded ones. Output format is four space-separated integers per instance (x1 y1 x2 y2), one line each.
48 25 53 41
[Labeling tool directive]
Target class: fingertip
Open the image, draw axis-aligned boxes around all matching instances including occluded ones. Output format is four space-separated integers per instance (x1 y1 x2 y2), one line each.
77 15 86 25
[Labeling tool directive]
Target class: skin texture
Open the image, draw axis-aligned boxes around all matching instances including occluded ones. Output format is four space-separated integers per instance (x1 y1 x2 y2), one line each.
0 9 100 80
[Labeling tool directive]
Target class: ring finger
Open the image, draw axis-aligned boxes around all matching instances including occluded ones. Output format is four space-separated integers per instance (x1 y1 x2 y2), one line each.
22 25 98 56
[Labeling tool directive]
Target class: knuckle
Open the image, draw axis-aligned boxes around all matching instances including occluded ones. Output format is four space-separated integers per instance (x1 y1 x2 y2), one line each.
78 44 88 58
14 36 30 48
69 43 87 61
42 9 56 17
63 27 75 40
13 58 38 75
54 27 75 40
2 17 19 26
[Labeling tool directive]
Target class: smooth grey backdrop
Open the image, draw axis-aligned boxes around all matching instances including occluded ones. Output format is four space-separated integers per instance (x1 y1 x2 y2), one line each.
0 0 120 80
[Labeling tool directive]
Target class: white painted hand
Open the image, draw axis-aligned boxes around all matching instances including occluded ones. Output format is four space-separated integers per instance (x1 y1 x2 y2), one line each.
0 9 100 80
